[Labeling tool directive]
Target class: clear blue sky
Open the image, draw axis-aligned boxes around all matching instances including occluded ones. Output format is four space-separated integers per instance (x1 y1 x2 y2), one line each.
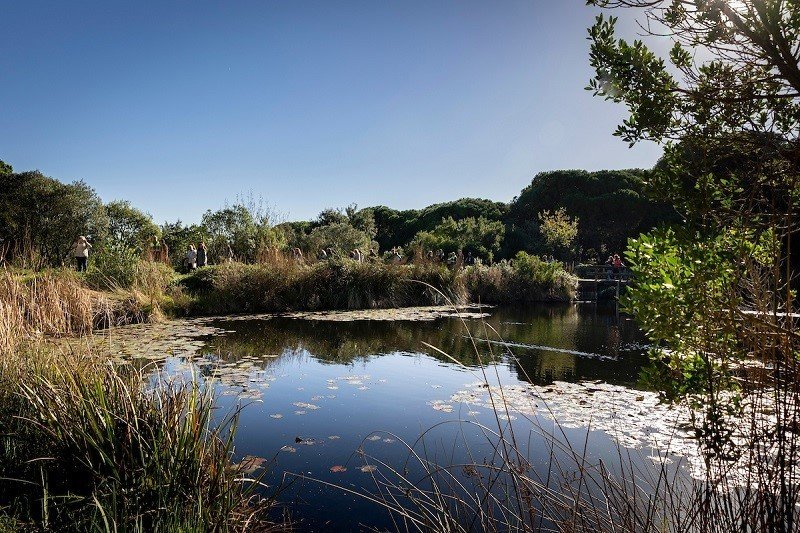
1 1 663 224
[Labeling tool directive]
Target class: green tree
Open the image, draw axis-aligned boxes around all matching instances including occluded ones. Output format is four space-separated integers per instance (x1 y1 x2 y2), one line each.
160 221 207 268
537 208 579 259
411 216 505 261
0 169 108 265
588 1 800 524
105 200 160 252
507 169 676 259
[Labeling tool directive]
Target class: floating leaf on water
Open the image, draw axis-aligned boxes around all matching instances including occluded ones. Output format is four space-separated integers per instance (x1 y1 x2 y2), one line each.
294 410 307 415
330 465 347 473
293 402 320 410
366 435 381 442
328 435 340 440
327 386 339 390
430 401 454 413
238 455 267 474
360 465 377 473
280 445 296 453
269 414 283 419
382 438 395 444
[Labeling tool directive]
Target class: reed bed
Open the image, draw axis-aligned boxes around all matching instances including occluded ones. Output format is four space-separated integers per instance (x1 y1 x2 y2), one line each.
182 255 575 315
184 259 469 314
0 344 278 531
0 270 112 354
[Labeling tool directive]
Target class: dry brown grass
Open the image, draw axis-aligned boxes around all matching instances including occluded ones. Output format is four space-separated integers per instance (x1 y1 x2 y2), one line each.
0 270 118 355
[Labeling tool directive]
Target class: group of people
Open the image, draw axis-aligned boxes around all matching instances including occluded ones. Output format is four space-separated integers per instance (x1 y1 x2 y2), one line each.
605 253 626 278
423 249 476 267
184 242 231 270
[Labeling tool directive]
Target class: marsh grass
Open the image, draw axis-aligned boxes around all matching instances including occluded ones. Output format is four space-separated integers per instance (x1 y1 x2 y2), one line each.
182 256 575 315
184 259 469 314
0 344 278 531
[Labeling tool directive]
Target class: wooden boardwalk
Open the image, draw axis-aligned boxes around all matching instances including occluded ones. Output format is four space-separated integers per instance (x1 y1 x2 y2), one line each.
574 265 632 301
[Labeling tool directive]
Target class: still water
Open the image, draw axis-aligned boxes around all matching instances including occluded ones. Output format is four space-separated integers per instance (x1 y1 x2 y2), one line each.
131 304 663 531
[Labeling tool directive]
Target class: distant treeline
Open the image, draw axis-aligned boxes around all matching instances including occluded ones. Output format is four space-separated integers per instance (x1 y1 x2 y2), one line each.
0 159 678 268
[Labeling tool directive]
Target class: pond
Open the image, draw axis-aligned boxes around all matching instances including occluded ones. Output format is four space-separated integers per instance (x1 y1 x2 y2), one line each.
90 303 695 531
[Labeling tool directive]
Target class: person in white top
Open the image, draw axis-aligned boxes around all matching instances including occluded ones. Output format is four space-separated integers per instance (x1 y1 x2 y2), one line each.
186 245 197 271
72 236 92 272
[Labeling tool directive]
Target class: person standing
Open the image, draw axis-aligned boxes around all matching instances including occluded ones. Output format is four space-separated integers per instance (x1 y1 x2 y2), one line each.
186 245 197 271
196 242 208 268
72 236 92 272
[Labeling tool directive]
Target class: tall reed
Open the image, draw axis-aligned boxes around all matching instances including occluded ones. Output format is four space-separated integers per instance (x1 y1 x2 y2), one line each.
0 345 277 531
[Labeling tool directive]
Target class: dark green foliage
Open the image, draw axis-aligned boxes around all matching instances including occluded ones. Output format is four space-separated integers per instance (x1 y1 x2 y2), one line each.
160 220 207 269
410 216 505 261
507 169 678 258
369 198 509 252
0 167 108 266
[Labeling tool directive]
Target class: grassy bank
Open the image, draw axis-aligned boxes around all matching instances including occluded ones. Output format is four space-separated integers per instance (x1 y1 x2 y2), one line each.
0 343 275 531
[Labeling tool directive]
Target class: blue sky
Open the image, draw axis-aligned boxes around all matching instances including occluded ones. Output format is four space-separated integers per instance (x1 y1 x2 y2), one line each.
1 1 663 224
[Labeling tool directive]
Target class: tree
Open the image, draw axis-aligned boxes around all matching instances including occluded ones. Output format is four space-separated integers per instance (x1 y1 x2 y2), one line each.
160 221 207 268
588 1 800 525
537 208 579 259
507 169 677 259
305 223 373 256
201 205 260 262
411 216 505 261
0 169 108 265
105 200 160 252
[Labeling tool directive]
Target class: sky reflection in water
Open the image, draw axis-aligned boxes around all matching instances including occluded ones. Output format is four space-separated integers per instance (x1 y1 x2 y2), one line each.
155 304 655 531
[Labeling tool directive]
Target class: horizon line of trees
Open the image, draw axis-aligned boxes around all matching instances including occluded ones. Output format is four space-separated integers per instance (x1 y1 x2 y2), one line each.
0 158 679 270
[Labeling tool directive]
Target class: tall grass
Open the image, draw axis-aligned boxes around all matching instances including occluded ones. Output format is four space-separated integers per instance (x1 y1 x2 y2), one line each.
0 270 113 354
0 345 277 531
182 254 575 315
184 259 469 314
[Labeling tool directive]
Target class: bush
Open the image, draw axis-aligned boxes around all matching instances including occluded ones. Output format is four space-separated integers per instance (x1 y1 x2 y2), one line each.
464 252 576 303
85 243 140 290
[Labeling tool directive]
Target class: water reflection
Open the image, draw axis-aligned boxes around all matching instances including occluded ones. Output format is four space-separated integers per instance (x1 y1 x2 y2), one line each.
84 303 663 532
200 304 649 387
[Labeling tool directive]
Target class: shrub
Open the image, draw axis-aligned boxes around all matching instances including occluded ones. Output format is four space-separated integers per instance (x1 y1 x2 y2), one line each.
85 243 140 290
464 252 576 303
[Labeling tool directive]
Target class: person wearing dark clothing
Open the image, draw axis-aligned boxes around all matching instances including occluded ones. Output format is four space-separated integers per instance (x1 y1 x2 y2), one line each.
196 242 208 267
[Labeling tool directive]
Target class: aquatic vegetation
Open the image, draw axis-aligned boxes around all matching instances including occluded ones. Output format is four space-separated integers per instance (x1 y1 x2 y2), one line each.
0 344 277 531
